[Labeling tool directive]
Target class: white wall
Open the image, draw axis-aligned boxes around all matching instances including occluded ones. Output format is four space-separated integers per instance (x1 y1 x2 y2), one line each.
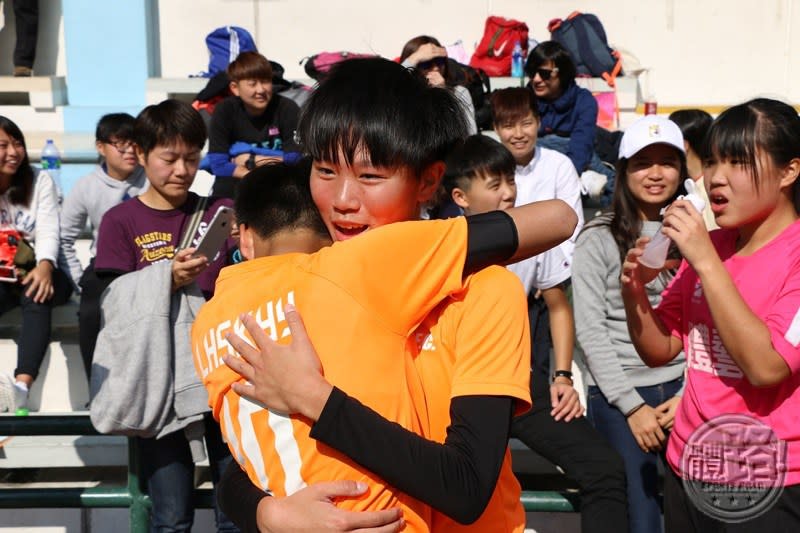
156 0 800 107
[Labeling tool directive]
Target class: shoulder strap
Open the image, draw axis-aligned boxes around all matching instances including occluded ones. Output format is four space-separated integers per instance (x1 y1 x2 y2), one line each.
178 196 209 250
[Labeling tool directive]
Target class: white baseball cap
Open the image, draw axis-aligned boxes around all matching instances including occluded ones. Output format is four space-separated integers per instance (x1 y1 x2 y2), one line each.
618 115 685 159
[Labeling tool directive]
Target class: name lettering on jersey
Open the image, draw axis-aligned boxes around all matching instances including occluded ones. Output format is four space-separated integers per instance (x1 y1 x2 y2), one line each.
194 291 295 378
687 322 743 379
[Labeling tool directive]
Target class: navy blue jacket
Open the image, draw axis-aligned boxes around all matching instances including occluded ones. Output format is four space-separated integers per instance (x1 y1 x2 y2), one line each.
537 82 598 173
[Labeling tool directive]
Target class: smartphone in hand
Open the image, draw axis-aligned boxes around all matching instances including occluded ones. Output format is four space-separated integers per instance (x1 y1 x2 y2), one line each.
193 206 233 260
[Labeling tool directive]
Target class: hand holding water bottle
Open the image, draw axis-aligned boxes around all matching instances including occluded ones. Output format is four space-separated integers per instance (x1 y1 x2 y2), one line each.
639 178 707 269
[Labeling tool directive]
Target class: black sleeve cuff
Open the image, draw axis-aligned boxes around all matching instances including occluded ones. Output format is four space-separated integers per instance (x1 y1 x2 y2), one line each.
465 210 519 275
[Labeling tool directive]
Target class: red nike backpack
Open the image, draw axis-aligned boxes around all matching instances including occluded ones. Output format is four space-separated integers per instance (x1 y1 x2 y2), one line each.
469 16 529 77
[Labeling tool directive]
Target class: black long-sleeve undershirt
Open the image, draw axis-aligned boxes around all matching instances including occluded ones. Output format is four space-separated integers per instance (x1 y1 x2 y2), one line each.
312 388 514 523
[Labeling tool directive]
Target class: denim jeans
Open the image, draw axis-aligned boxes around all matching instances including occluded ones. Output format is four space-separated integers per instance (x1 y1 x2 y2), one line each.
137 414 239 533
512 369 629 533
587 377 684 533
537 135 615 207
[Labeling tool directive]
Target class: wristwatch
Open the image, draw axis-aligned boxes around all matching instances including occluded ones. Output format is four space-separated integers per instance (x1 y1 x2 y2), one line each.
552 369 573 382
245 153 256 171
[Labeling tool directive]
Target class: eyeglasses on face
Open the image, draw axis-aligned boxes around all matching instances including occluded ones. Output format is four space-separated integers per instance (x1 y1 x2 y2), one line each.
106 140 135 153
534 67 559 81
417 57 447 71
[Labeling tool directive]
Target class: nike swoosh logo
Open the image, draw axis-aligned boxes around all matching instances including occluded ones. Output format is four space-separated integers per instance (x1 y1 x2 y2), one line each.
494 39 509 56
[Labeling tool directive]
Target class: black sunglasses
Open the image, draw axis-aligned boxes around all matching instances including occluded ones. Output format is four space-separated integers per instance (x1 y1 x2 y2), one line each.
534 67 559 81
417 57 447 70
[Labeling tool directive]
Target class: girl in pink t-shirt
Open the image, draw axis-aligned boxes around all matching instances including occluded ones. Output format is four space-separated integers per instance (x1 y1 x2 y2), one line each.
621 98 800 531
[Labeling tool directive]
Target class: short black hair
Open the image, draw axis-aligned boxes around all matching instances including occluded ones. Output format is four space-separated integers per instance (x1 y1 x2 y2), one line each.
133 99 206 157
234 159 328 240
490 87 539 126
524 40 577 88
443 134 515 195
297 57 468 178
702 98 800 188
95 113 136 143
668 109 712 154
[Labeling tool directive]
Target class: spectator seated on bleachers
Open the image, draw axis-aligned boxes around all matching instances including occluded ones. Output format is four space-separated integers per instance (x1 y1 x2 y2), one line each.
0 116 73 414
206 51 301 199
59 113 148 384
399 35 478 135
525 41 616 206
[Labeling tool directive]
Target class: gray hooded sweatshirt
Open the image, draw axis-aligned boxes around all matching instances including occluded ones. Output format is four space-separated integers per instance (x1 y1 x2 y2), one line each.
59 164 147 287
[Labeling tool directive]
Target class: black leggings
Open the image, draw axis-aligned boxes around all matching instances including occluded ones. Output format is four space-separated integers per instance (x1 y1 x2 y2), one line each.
0 266 73 379
511 369 629 533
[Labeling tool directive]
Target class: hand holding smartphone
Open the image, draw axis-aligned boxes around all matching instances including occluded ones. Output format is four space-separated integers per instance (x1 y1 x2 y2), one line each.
193 206 233 260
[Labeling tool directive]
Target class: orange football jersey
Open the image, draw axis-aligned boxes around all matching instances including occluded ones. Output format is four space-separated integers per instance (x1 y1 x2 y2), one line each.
192 218 468 532
410 266 531 532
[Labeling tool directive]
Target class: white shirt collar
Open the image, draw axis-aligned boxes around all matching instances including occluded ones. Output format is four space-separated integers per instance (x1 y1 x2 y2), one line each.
515 147 540 176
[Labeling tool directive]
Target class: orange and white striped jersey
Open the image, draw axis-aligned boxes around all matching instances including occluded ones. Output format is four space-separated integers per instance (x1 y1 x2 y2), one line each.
192 218 469 532
410 266 531 533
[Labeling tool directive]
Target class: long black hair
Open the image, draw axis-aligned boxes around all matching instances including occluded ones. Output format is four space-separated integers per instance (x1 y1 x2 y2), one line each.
0 116 35 206
583 151 689 266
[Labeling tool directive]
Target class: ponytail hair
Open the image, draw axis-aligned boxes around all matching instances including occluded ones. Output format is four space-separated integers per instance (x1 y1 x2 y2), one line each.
702 98 800 210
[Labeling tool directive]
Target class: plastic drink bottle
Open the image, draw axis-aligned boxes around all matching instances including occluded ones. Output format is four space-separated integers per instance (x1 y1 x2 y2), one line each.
41 139 61 182
639 179 706 269
511 42 524 78
40 139 63 203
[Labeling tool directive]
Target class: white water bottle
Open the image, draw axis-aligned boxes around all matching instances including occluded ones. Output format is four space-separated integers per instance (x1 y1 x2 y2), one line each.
639 179 706 269
511 42 524 78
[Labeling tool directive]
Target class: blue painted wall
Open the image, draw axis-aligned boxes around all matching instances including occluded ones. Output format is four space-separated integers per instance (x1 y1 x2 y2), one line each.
62 0 157 132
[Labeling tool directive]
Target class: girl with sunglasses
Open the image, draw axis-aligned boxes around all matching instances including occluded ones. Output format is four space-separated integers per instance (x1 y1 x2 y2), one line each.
399 35 477 135
525 40 614 205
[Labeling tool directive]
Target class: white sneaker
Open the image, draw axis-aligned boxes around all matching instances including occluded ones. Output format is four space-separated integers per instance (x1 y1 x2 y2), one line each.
0 374 16 413
580 170 608 199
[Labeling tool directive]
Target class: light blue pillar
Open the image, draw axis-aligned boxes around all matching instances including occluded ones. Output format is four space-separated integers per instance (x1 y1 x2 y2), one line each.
62 0 159 132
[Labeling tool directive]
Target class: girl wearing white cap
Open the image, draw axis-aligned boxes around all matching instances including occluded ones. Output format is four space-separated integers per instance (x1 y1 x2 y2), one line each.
573 115 688 533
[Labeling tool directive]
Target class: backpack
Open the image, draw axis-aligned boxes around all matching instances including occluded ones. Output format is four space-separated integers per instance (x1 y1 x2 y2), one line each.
0 229 20 282
203 26 258 78
469 16 529 77
301 51 379 82
447 59 493 131
548 12 622 86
